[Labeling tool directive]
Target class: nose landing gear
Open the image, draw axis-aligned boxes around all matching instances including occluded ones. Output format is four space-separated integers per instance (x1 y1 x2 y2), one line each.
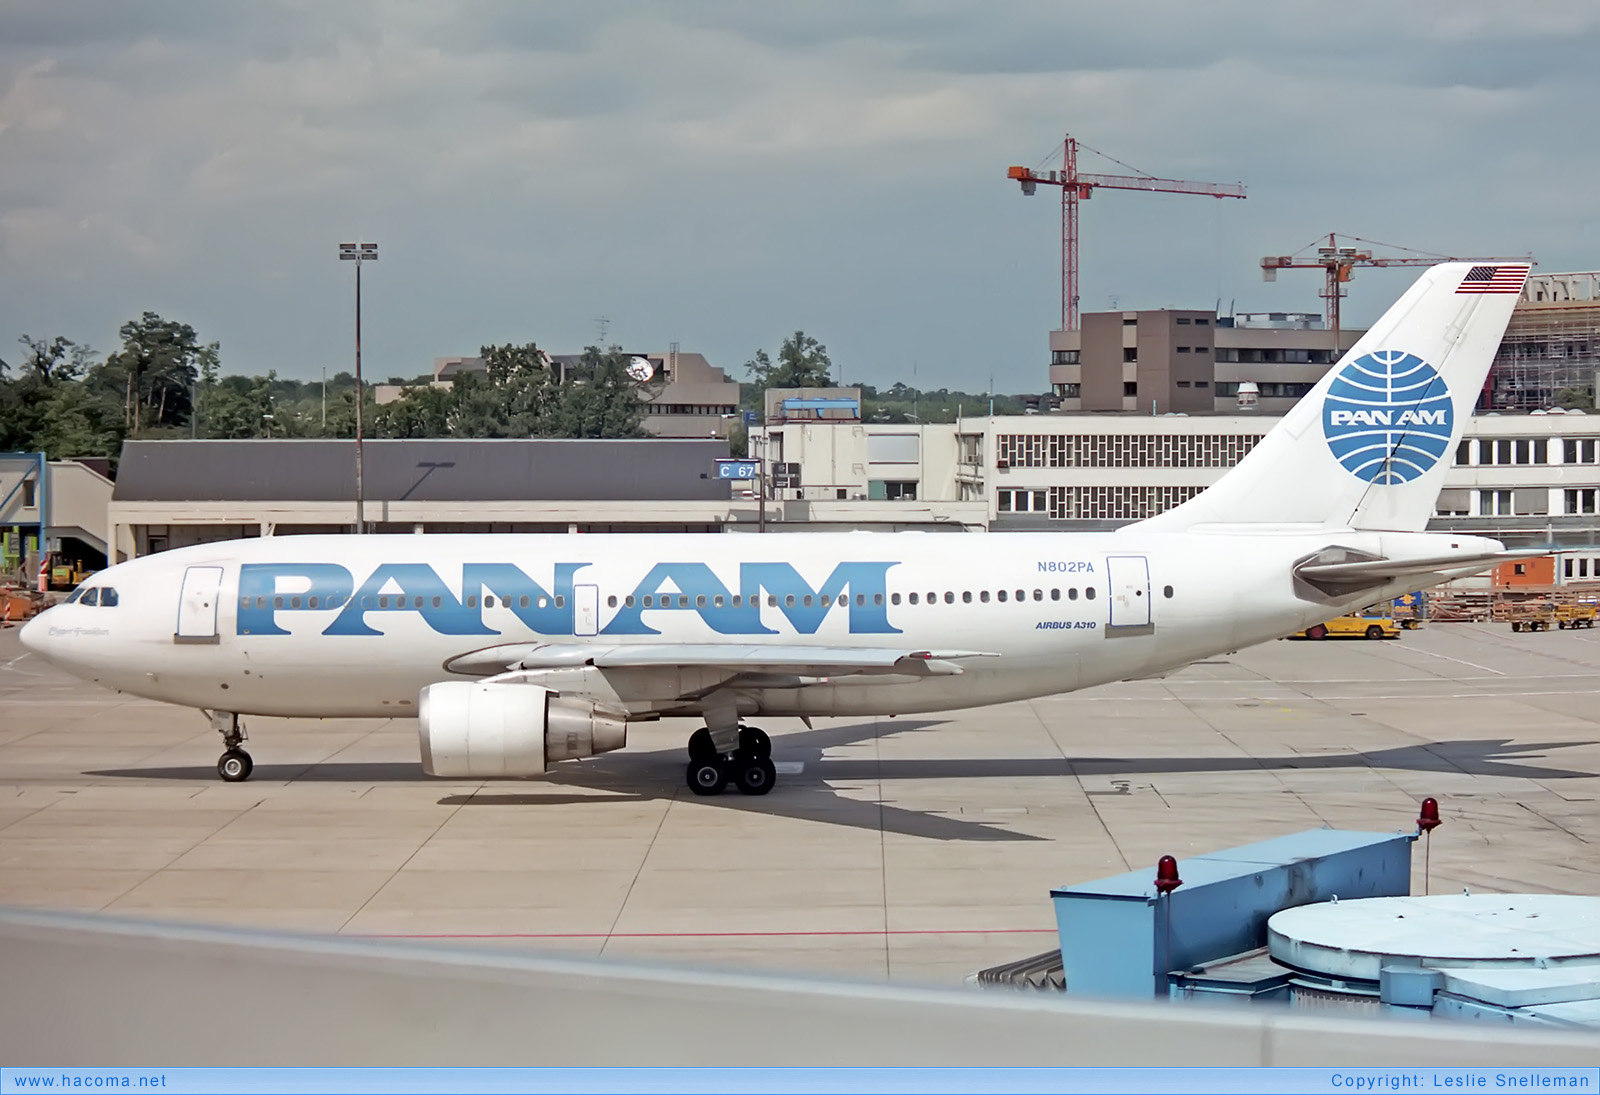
211 711 253 782
685 723 776 797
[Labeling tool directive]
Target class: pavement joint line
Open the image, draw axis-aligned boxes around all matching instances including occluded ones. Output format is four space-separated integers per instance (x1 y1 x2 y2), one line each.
334 778 475 936
875 714 890 980
597 772 675 959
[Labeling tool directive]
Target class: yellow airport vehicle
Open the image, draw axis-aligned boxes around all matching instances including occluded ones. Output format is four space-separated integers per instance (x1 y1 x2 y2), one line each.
1555 602 1597 630
1300 613 1400 641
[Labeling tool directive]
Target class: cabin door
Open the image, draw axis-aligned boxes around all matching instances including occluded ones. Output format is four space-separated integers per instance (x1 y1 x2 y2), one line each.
1105 556 1152 629
573 584 600 637
175 566 224 644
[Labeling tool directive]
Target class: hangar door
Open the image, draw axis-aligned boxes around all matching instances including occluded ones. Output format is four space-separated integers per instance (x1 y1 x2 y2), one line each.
1105 556 1152 629
174 566 224 644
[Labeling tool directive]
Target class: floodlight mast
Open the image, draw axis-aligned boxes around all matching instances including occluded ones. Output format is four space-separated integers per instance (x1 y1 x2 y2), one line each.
338 241 378 533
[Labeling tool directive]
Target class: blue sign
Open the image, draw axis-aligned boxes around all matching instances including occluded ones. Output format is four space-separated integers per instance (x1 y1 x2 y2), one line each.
1322 350 1453 485
742 410 759 424
715 459 759 480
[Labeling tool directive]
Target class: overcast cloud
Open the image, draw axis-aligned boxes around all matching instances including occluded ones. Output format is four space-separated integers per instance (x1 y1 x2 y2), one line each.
2 1 1597 391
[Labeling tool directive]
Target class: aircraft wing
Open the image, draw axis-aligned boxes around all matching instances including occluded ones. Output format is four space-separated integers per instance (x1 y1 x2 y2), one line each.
1295 550 1545 593
446 643 1000 678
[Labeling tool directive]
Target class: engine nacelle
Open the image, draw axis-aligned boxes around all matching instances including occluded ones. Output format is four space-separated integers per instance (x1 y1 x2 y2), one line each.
417 681 627 778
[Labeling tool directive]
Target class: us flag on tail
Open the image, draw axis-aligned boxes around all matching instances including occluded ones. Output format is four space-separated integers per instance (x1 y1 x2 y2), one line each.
1456 265 1529 294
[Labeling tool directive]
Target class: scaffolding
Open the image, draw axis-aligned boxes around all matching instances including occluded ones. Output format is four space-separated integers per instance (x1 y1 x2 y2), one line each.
1489 272 1600 411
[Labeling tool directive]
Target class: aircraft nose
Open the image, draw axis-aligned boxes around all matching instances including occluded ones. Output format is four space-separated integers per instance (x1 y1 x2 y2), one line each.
18 610 51 658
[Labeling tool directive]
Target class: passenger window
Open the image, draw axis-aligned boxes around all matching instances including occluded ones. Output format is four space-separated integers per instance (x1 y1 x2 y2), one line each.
874 594 883 606
1033 589 1043 601
643 595 655 608
891 593 901 605
290 596 302 609
979 591 990 603
785 595 796 607
608 595 618 608
275 596 286 609
1051 589 1061 601
714 595 724 607
257 596 268 609
1068 588 1078 600
308 596 319 609
81 588 99 606
944 591 955 604
768 595 779 607
802 595 813 607
909 592 919 605
625 596 636 607
538 597 549 609
520 595 531 608
1086 587 1097 600
361 597 372 609
927 592 936 604
856 594 866 607
483 596 495 609
238 597 248 610
732 595 743 607
1016 590 1025 602
997 590 1008 602
696 595 707 608
673 596 684 608
556 596 565 608
1163 585 1174 598
465 595 478 608
100 588 118 607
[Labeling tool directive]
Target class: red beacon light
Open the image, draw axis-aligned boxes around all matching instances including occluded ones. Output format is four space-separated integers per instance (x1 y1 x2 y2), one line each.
1154 855 1183 895
1417 797 1442 834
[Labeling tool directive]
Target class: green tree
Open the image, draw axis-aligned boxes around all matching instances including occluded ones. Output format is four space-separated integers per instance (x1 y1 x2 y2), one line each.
1555 386 1595 410
552 346 649 439
745 330 833 389
0 336 122 459
99 313 219 433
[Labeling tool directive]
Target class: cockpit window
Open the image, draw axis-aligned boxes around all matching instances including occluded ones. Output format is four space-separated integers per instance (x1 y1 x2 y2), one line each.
100 588 119 607
79 588 99 606
65 588 85 604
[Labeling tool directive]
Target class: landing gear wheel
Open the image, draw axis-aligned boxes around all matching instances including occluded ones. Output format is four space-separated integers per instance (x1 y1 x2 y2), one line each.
218 749 253 782
1365 625 1384 640
1307 624 1328 641
685 758 728 796
738 725 772 759
734 757 776 796
687 727 717 762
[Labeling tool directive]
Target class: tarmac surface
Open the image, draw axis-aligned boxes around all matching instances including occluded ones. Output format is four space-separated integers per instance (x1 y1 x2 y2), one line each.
2 621 1597 985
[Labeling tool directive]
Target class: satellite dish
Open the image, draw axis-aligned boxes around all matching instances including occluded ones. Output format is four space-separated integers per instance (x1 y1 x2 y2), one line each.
626 356 655 383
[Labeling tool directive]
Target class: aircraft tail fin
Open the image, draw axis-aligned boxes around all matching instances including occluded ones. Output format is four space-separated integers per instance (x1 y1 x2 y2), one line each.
1134 262 1531 533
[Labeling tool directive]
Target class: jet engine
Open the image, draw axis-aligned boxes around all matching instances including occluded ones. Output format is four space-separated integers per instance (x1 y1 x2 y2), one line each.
417 681 627 777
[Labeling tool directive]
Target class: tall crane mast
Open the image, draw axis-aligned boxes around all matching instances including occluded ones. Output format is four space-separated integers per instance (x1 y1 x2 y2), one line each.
1261 232 1535 349
1008 134 1246 331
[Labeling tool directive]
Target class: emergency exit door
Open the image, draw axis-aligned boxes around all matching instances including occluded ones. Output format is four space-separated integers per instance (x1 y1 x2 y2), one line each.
175 565 224 644
573 584 600 637
1105 556 1152 629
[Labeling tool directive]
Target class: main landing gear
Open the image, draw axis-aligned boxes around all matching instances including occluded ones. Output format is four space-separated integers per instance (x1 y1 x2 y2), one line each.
685 724 775 797
211 711 253 782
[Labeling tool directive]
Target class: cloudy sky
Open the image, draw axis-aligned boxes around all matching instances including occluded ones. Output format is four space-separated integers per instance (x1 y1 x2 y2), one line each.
2 1 1596 392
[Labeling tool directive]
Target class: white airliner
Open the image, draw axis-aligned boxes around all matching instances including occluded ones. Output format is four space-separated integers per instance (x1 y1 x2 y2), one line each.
22 262 1537 795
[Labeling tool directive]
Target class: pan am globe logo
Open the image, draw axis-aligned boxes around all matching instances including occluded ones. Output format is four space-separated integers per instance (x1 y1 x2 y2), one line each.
1322 350 1454 485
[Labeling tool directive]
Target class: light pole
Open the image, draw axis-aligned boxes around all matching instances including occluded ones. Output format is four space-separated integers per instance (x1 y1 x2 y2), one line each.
338 241 378 533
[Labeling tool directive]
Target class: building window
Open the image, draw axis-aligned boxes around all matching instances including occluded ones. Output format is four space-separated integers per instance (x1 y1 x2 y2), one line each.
1480 489 1514 516
1053 382 1081 398
1567 488 1598 515
21 480 35 507
1123 381 1138 397
1176 317 1191 325
997 489 1048 513
1564 439 1598 464
1123 348 1138 363
1177 346 1191 354
1176 381 1191 388
1194 381 1210 389
1051 350 1080 365
1123 317 1137 326
1195 317 1210 326
1195 346 1210 355
882 481 917 501
1456 440 1471 466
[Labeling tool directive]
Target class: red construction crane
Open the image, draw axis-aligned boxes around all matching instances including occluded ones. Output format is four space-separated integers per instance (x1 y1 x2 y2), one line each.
1008 134 1246 331
1261 233 1535 349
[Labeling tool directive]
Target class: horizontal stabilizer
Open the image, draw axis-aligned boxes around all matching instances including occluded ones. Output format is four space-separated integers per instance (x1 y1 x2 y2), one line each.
1295 550 1545 595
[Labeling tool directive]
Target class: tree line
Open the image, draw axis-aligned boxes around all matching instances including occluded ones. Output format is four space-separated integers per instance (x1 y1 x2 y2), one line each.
2 317 1035 470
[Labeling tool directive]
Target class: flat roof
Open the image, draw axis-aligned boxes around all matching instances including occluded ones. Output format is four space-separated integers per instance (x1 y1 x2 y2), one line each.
113 438 734 503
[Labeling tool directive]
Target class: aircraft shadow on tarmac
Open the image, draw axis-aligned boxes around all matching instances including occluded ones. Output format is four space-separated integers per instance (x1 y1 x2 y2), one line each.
86 719 1598 844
